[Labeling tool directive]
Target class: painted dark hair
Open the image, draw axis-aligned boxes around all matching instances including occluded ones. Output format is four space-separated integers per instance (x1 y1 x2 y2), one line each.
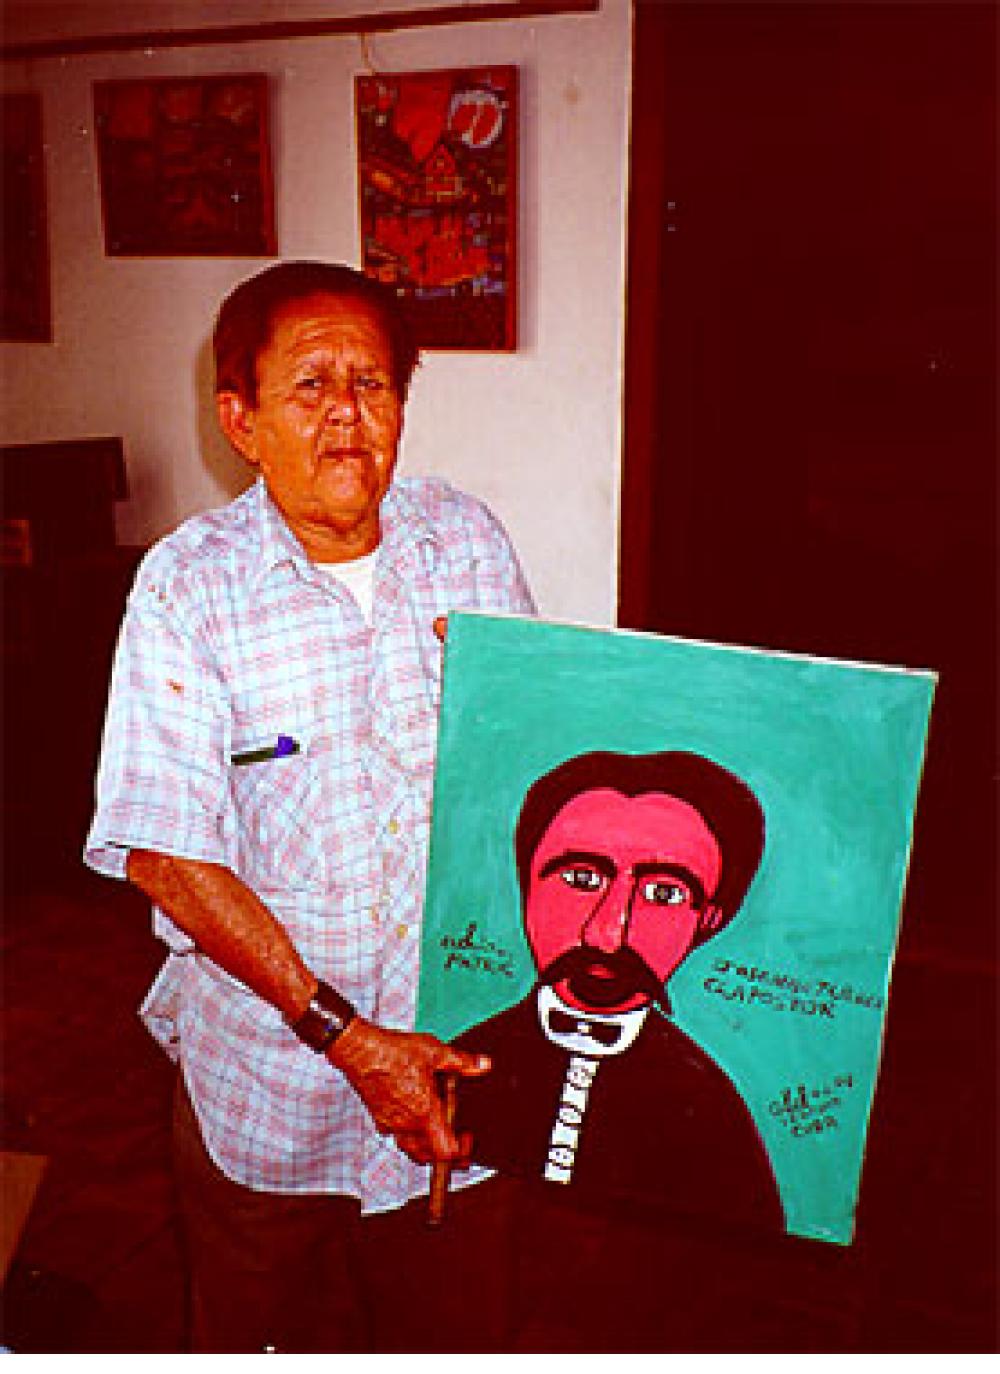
212 260 419 405
514 750 765 932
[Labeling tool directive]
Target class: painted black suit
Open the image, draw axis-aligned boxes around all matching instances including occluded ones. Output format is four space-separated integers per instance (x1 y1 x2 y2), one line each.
454 991 784 1232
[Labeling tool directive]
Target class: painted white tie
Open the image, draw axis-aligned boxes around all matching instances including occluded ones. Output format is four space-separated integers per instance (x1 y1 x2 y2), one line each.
544 1054 600 1184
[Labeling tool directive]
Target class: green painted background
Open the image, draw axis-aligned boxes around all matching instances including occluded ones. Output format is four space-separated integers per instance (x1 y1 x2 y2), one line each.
417 613 935 1245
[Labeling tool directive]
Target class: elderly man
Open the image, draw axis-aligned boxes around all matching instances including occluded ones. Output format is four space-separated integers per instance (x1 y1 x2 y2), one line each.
454 749 783 1228
84 261 535 1352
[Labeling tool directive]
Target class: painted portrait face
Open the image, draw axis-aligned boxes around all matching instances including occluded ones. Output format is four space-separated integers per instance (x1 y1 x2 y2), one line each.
525 788 726 1014
217 291 403 562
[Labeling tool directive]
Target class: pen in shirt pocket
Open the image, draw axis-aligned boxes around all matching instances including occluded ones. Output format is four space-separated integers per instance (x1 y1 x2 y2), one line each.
231 734 301 766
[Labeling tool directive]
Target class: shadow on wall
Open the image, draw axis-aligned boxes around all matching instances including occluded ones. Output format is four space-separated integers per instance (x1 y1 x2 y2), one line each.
194 335 254 503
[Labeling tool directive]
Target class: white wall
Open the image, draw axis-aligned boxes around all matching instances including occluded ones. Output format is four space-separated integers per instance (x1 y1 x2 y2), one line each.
0 1 632 624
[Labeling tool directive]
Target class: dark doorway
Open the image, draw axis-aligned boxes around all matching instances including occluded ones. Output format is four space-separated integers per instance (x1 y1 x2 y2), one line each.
621 0 995 953
620 0 996 1351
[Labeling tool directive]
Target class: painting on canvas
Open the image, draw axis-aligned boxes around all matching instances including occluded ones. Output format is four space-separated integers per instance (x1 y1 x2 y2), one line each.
357 67 516 350
418 613 935 1245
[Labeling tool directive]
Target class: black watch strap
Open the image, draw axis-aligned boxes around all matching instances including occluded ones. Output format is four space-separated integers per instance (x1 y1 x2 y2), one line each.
288 980 357 1052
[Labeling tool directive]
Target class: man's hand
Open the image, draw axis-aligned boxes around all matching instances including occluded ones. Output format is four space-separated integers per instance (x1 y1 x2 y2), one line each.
327 1018 488 1166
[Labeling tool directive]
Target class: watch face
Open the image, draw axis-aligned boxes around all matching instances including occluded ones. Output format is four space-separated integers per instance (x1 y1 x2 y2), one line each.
318 1005 346 1034
296 983 357 1050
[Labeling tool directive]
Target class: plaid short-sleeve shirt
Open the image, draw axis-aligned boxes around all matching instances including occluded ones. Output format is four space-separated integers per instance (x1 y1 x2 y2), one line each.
84 476 535 1211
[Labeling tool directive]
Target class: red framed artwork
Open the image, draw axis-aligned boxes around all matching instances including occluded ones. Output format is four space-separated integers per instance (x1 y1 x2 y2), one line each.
1 93 51 342
356 66 517 351
93 74 276 257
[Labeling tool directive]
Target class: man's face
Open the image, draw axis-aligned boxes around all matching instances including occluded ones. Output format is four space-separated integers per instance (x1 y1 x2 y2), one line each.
218 292 402 561
525 788 725 1015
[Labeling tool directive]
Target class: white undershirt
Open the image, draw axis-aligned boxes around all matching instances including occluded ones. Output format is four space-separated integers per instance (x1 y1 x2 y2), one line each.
315 550 378 624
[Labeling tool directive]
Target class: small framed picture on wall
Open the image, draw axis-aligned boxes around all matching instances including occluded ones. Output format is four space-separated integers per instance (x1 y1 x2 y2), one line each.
356 66 517 351
94 74 276 257
1 93 52 342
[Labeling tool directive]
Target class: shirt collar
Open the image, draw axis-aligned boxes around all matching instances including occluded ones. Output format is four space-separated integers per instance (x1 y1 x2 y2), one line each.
251 476 442 584
253 478 310 582
378 478 443 569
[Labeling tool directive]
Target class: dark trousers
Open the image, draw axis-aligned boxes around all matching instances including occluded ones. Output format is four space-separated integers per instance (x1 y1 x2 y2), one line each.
171 1082 519 1353
173 1082 862 1352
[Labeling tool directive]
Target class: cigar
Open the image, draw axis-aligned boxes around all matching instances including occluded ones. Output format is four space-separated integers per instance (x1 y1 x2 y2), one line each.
427 1073 457 1227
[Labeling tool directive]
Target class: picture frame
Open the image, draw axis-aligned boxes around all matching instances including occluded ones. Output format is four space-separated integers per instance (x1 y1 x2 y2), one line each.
93 74 276 257
356 66 517 351
1 93 52 342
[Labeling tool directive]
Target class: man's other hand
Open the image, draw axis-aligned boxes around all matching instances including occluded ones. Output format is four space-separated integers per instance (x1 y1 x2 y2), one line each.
327 1018 488 1166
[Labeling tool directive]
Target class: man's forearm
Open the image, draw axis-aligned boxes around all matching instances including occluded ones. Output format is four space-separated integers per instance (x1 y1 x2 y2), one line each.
126 848 490 1165
125 849 316 1022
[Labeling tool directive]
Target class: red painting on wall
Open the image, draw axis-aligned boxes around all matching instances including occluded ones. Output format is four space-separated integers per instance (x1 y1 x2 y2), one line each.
356 67 517 351
94 74 276 257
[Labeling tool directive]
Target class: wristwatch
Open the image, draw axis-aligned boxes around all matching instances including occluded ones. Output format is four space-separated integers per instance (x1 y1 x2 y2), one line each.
287 980 357 1052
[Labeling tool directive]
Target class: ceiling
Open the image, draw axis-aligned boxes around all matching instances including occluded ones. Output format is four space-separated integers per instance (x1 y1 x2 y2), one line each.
2 1 511 49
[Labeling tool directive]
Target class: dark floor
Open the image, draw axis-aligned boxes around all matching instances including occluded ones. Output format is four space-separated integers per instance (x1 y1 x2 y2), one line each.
1 866 997 1353
1 872 185 1353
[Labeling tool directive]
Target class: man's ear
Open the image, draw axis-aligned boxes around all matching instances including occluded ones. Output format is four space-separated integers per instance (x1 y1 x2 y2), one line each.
699 903 726 936
216 389 259 466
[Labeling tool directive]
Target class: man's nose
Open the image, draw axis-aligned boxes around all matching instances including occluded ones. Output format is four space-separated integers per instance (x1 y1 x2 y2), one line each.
323 377 360 424
580 874 632 951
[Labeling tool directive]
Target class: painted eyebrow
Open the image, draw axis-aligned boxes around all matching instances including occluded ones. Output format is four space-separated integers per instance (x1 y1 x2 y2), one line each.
537 849 618 883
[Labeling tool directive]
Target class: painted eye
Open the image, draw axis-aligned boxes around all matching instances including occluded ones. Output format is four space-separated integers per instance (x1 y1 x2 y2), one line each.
559 866 604 892
640 880 688 906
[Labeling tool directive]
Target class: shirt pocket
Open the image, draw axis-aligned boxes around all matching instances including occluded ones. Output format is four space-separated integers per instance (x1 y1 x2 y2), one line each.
228 731 324 893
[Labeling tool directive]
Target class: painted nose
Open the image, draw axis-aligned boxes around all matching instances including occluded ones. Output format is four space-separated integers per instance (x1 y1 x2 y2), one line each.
580 873 633 952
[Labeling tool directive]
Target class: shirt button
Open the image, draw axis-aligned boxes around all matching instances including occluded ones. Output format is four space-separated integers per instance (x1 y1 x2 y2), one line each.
370 906 380 923
387 819 400 836
396 923 408 940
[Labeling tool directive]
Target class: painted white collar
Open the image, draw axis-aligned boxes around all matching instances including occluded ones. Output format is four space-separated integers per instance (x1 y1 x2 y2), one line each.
536 985 649 1059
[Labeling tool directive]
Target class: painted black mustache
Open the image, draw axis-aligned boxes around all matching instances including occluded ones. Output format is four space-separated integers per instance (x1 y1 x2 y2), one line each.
539 946 664 1010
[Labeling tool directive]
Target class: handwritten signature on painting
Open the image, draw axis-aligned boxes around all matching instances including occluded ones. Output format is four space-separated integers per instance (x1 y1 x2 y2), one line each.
768 1073 857 1140
440 921 516 978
